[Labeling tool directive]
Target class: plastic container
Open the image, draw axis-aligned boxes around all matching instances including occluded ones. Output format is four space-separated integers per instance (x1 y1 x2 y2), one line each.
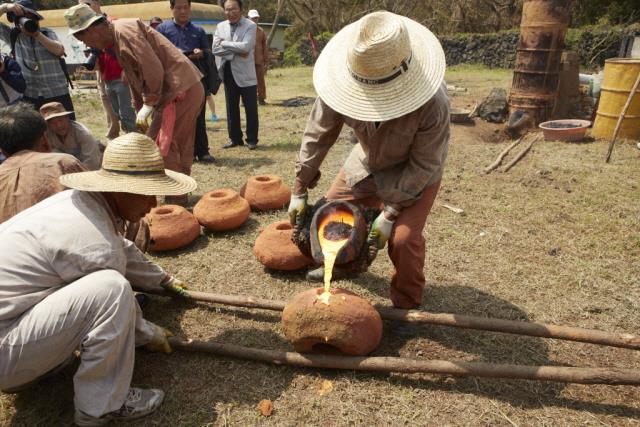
538 119 591 141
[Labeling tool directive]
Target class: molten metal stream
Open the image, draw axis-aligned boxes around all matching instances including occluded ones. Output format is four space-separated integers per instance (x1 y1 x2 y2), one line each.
316 211 354 305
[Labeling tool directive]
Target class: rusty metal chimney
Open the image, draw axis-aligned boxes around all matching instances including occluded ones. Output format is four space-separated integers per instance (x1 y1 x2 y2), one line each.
509 0 571 125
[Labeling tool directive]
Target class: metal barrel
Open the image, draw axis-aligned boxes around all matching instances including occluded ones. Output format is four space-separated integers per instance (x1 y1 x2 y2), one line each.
509 0 571 124
592 58 640 140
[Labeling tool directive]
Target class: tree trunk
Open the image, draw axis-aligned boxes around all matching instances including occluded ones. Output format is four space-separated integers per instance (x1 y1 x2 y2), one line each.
266 0 287 50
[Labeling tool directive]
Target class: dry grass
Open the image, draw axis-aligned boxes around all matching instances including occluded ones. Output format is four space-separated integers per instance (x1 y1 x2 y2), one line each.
1 65 639 426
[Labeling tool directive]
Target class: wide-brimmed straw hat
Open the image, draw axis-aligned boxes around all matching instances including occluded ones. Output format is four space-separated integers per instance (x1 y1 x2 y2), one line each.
40 102 74 121
313 11 446 122
64 3 104 35
60 133 197 196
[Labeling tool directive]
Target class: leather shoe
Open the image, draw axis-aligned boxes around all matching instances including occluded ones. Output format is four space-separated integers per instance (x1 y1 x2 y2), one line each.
196 154 216 163
247 143 257 150
223 141 243 149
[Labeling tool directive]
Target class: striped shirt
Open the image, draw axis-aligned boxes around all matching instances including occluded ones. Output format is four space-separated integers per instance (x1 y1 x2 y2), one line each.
0 24 68 99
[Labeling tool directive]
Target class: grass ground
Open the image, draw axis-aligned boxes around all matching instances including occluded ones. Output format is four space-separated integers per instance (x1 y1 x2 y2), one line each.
1 65 639 426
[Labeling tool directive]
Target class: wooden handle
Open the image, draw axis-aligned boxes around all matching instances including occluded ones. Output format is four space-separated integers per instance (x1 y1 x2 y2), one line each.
169 338 640 386
147 289 640 350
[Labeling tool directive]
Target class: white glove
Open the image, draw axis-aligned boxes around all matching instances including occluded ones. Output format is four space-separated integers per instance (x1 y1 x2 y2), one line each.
287 193 308 226
368 211 395 249
136 104 154 133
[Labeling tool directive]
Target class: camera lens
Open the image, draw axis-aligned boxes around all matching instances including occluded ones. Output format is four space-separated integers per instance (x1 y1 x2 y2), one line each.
18 17 39 33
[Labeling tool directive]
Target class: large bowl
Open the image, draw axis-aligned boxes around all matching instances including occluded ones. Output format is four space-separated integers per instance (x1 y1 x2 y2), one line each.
538 119 591 142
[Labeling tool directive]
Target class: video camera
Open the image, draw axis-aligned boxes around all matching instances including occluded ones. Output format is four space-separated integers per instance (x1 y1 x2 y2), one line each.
6 11 39 33
83 47 102 71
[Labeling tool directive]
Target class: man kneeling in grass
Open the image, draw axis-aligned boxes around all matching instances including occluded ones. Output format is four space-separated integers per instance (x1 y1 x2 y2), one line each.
0 132 194 425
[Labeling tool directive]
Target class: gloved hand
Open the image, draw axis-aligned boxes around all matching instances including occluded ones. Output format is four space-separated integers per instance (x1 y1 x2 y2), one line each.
367 211 395 250
145 324 174 354
287 193 308 226
161 277 190 299
136 104 154 133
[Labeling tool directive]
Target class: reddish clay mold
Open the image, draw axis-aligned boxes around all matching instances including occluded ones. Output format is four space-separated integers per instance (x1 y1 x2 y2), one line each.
240 174 291 211
193 188 250 231
281 288 383 356
146 205 201 251
254 220 313 270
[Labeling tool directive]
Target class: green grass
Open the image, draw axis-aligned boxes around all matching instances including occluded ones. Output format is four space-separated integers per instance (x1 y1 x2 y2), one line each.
1 66 639 426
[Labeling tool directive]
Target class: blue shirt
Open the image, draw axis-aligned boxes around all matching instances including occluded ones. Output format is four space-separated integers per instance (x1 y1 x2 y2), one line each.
156 20 208 54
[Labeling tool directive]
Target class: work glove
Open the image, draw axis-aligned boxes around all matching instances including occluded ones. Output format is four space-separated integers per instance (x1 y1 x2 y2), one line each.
287 193 308 226
145 323 174 354
367 211 395 250
136 104 154 133
161 277 191 299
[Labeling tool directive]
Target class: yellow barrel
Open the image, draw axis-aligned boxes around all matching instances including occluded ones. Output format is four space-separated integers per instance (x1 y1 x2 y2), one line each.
592 58 640 140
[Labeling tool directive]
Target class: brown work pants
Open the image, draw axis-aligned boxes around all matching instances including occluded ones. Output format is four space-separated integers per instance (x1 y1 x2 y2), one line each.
326 170 441 309
148 82 204 176
255 63 267 101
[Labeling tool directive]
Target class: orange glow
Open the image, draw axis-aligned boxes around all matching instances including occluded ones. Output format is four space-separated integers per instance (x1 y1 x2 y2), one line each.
316 210 355 305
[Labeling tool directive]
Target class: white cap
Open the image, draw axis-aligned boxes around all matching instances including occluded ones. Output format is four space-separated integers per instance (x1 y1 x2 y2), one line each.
248 9 259 18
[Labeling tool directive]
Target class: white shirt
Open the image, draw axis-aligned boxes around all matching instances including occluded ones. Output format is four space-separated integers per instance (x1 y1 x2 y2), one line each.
0 190 168 322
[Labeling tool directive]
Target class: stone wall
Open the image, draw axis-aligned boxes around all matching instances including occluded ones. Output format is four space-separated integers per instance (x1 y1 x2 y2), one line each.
441 26 638 69
286 25 638 69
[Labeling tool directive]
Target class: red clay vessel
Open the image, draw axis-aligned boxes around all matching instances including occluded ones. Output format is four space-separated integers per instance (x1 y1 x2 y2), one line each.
146 205 201 251
254 220 313 270
281 287 383 356
194 188 250 231
240 174 291 211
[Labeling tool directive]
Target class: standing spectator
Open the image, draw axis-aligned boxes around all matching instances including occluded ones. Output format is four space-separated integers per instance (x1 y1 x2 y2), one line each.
213 0 259 150
248 9 268 105
65 4 204 205
0 0 74 117
157 0 215 163
40 102 102 170
0 102 85 224
149 16 162 29
79 0 137 135
0 52 25 107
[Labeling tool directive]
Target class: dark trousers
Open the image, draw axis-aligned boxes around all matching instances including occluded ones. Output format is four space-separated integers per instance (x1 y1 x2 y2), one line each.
194 82 210 157
24 93 75 120
223 62 258 145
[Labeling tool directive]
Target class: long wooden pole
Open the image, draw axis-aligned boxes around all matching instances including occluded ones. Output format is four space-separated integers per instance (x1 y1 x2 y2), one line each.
503 134 541 172
484 134 525 174
168 339 640 386
147 289 640 351
605 70 640 163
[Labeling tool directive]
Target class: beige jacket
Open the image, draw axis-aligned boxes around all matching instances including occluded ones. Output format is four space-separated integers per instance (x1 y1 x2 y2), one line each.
295 84 450 210
111 19 202 109
0 151 85 224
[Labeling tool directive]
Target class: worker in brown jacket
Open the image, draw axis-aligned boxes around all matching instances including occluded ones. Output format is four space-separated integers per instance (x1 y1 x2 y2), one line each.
248 9 268 105
288 11 450 309
64 4 204 204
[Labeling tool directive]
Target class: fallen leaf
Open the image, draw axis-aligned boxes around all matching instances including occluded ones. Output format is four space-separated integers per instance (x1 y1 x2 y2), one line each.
257 399 273 416
318 380 333 396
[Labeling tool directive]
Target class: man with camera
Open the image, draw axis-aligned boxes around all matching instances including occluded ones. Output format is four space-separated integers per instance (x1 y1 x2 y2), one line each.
0 0 74 117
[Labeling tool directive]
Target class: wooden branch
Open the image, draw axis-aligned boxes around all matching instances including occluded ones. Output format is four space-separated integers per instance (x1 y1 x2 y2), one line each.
169 339 640 385
484 135 525 174
145 289 640 351
605 70 640 163
503 134 541 172
266 0 287 51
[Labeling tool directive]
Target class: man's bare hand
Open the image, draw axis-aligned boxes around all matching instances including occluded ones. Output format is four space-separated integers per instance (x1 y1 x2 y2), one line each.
6 3 25 16
0 61 5 74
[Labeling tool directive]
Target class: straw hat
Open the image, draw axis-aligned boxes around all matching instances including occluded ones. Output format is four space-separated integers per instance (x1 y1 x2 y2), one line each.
60 133 197 196
313 11 446 122
65 3 103 35
40 102 73 121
